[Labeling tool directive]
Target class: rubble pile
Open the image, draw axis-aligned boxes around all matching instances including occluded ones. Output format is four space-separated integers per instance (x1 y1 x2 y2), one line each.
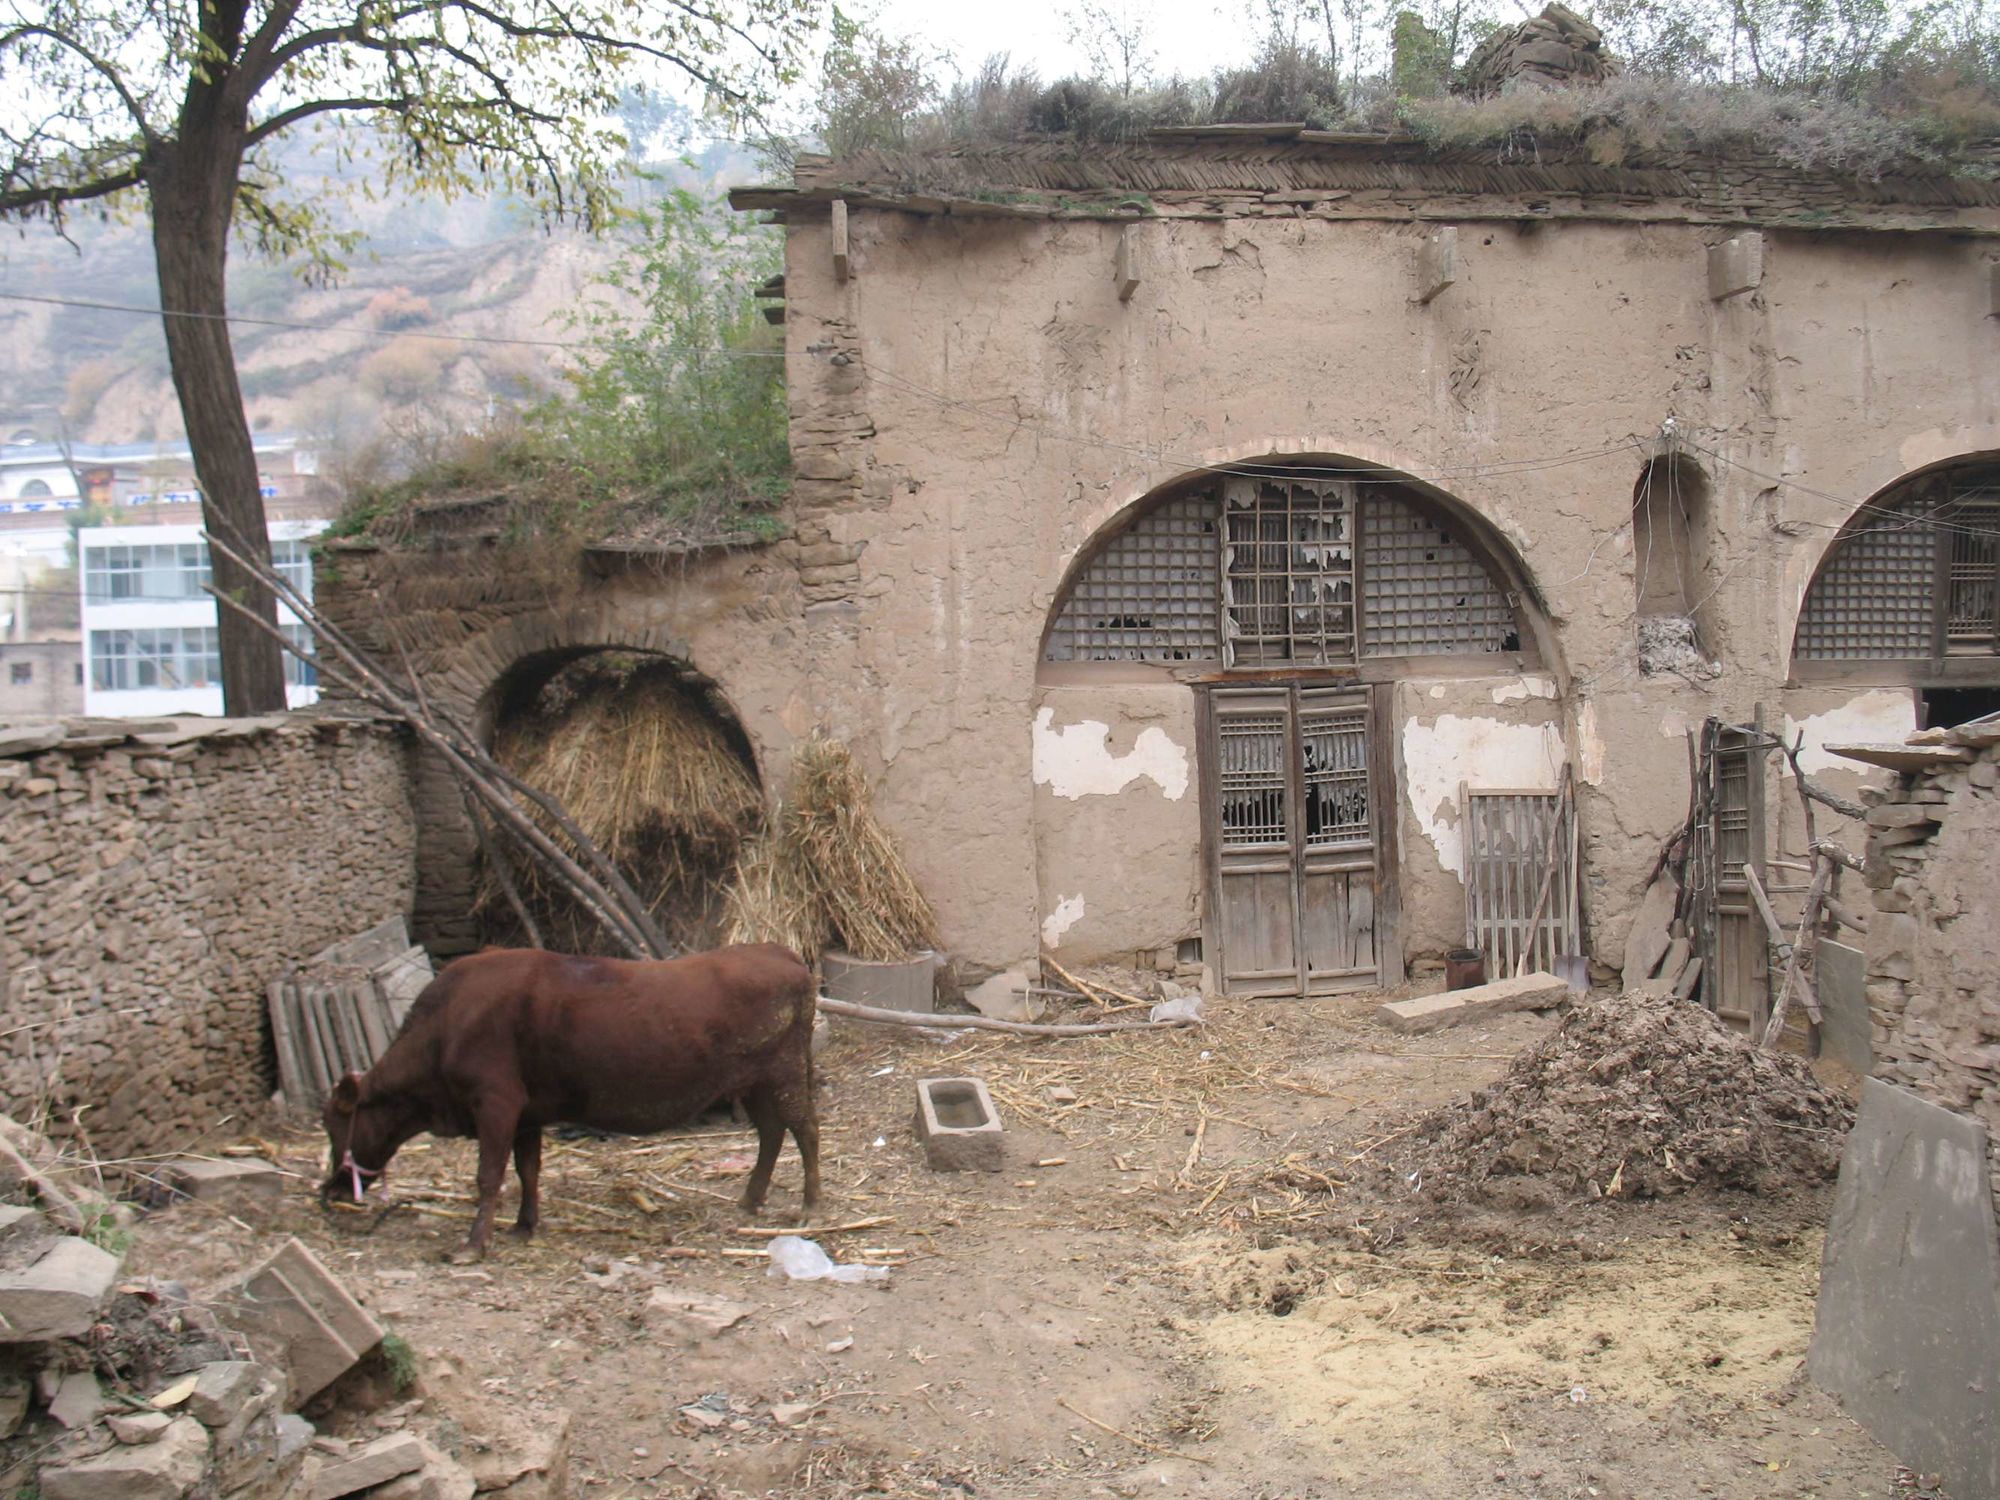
1457 4 1623 97
1408 992 1853 1203
0 1116 566 1500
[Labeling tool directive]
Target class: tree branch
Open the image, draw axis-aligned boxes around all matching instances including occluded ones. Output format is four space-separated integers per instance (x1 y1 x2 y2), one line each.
0 165 145 216
245 95 408 146
0 25 159 143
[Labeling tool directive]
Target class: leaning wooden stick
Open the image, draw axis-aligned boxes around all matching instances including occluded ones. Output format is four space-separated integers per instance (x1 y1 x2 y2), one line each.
815 997 1198 1036
1516 764 1574 978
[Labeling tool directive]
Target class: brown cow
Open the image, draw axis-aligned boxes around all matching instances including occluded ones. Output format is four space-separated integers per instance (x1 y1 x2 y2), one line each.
320 943 821 1259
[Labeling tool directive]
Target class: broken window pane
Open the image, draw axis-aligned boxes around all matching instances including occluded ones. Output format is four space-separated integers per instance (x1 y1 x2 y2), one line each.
1045 491 1219 662
1222 478 1356 666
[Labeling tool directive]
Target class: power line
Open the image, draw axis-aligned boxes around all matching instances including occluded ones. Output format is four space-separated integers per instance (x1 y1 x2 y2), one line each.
0 288 785 358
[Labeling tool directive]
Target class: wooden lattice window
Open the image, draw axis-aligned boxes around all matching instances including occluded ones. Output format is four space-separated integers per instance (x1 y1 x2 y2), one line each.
1299 702 1370 848
1795 471 2000 662
1222 477 1356 666
1044 475 1525 668
1044 493 1219 662
1361 494 1517 656
1217 710 1288 848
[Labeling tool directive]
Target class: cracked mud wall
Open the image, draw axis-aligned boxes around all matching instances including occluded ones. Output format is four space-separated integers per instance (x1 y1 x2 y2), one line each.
1031 686 1202 966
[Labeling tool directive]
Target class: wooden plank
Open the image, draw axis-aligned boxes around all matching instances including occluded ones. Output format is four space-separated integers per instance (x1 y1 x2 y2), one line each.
349 979 390 1066
292 985 333 1104
1115 225 1140 301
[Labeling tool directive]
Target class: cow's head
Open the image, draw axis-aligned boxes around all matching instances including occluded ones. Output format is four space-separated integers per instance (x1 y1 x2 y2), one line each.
320 1073 390 1205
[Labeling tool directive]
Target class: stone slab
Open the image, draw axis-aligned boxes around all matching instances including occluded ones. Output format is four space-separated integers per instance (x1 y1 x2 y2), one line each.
964 968 1040 1023
311 1433 426 1500
48 1369 103 1428
1816 940 1872 1076
822 949 937 1014
1808 1078 2000 1500
1828 741 1974 772
0 1235 121 1341
643 1289 756 1338
221 1238 383 1406
309 916 412 972
168 1157 284 1203
1375 973 1568 1034
42 1414 208 1500
1707 231 1764 299
915 1077 1004 1172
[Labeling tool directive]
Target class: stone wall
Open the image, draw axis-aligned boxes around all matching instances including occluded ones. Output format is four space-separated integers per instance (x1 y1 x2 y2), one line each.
0 716 415 1160
1858 723 2000 1205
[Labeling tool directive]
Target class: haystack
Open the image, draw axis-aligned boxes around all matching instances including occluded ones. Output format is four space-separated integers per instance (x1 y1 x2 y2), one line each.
724 731 940 964
488 658 763 950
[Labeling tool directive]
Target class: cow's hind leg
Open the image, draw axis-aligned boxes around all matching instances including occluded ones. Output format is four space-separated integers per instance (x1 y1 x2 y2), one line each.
511 1124 542 1237
789 1096 822 1220
739 1084 785 1216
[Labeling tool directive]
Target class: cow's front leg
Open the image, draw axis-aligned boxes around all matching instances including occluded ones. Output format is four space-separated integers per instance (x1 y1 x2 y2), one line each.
511 1124 542 1238
450 1103 521 1262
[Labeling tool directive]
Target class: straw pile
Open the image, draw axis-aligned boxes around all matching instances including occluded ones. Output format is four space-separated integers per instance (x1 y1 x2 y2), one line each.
489 659 764 950
724 731 940 963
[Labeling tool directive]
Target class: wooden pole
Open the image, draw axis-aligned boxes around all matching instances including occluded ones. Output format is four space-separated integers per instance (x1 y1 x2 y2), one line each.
1761 851 1831 1050
1515 764 1574 978
815 997 1199 1037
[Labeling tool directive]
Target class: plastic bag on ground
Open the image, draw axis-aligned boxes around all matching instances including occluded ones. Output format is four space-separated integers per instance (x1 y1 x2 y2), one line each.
765 1234 889 1283
1150 991 1205 1024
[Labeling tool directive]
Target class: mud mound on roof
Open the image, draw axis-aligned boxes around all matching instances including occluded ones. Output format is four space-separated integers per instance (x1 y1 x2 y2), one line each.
1407 992 1853 1203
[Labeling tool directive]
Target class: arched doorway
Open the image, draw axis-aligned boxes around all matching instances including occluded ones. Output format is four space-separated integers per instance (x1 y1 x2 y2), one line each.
1039 457 1552 996
480 648 763 952
1791 456 2000 727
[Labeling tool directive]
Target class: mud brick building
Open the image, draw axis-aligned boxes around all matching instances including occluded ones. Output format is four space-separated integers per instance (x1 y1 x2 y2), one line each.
328 128 2000 1019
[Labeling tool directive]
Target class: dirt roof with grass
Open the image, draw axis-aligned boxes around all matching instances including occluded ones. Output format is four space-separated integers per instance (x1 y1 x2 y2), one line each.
733 96 2000 235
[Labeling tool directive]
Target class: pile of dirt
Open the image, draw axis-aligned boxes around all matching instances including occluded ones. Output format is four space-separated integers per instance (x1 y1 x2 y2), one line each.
1406 992 1853 1203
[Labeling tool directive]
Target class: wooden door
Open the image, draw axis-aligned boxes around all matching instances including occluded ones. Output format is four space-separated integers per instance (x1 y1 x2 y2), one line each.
1706 723 1770 1034
1202 685 1390 997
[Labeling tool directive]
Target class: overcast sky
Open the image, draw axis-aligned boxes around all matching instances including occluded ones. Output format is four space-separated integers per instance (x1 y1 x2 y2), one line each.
866 0 1250 84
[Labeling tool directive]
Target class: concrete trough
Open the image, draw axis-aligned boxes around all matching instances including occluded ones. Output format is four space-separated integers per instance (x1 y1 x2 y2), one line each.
914 1077 1004 1172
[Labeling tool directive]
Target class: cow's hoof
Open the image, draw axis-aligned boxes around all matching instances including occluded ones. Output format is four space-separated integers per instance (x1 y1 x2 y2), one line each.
442 1245 485 1266
510 1222 537 1240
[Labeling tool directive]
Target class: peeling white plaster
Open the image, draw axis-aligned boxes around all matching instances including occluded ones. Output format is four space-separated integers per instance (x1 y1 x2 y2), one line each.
1489 675 1558 705
1659 710 1693 740
1785 691 1917 776
1041 893 1085 948
1401 715 1565 878
1428 685 1446 699
1032 707 1190 800
1576 699 1606 787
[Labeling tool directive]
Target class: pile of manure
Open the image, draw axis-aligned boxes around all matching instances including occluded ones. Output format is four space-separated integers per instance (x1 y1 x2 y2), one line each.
1407 991 1853 1204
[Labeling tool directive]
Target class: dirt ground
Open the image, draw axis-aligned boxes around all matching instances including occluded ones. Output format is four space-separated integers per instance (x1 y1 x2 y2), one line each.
129 987 1938 1500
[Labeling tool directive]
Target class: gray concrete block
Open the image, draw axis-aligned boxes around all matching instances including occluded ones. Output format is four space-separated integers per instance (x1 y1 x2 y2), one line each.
823 950 937 1014
0 1235 121 1341
41 1414 208 1500
1808 1078 2000 1500
220 1238 383 1406
915 1078 1004 1172
1375 973 1568 1034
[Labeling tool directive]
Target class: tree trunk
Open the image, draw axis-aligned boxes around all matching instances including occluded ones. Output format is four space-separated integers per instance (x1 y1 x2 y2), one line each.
149 140 287 716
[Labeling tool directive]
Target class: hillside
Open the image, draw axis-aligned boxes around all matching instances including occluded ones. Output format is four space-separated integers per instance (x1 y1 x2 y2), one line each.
0 131 759 464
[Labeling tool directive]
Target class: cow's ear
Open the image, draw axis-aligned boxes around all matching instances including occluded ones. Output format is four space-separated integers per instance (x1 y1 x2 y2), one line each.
331 1074 362 1115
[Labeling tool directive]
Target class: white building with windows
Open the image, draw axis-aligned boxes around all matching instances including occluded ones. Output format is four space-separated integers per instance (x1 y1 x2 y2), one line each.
78 521 324 716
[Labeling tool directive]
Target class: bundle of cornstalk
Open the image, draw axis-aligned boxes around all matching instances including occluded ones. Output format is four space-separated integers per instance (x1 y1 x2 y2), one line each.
724 731 939 964
490 660 763 952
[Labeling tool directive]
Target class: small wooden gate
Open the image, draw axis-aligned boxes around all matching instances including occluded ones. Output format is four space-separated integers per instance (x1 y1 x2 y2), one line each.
1689 720 1770 1033
1200 684 1397 996
1460 785 1579 977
